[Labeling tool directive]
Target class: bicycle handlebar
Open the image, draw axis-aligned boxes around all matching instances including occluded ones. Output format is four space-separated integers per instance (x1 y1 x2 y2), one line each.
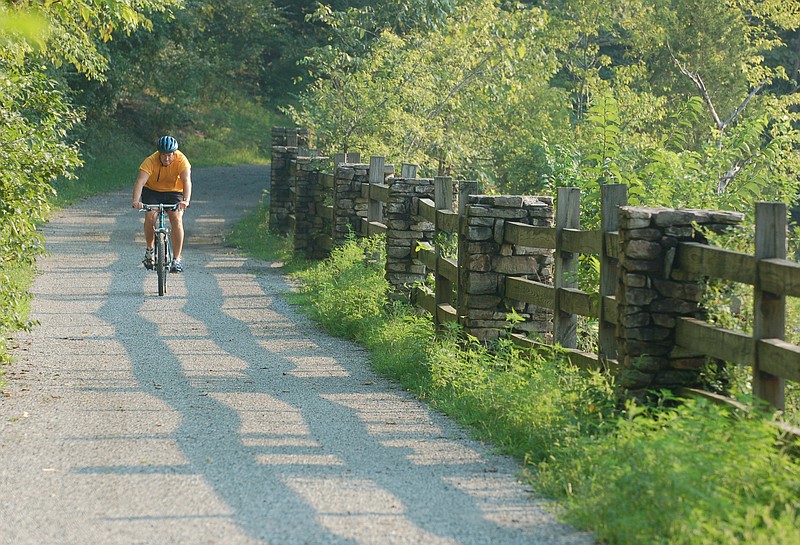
141 203 181 212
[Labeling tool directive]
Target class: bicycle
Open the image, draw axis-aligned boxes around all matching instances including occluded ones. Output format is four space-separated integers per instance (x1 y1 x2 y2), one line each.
142 203 180 296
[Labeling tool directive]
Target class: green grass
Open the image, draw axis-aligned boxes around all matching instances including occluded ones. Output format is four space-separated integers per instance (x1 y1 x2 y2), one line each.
184 95 286 167
227 221 800 545
224 201 299 268
0 265 37 384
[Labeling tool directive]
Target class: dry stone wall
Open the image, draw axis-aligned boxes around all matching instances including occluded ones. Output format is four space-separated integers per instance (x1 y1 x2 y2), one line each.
460 195 554 341
616 206 743 397
270 126 762 399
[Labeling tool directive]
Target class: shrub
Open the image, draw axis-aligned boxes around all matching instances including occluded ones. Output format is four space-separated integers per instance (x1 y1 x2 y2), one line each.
537 397 800 545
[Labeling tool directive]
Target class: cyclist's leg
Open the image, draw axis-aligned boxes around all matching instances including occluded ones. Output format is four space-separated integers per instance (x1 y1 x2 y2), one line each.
140 188 161 269
167 208 185 260
140 187 162 249
161 192 185 261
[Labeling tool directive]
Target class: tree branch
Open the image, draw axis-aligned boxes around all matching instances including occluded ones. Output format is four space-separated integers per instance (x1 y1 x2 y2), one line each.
672 56 723 130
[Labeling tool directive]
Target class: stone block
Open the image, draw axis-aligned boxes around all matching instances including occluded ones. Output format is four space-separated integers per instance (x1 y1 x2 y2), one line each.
466 272 499 294
654 210 710 226
622 258 663 273
651 370 699 388
626 240 662 260
620 312 650 328
495 256 540 274
669 357 706 370
492 195 523 207
468 254 492 272
467 226 493 241
651 313 676 328
464 294 502 309
625 228 662 241
624 274 648 288
649 298 700 314
467 328 501 341
652 279 704 301
388 220 410 230
620 339 672 356
623 326 671 342
493 220 505 244
468 217 495 227
619 368 654 389
624 287 658 306
631 356 667 373
387 246 411 259
467 242 500 254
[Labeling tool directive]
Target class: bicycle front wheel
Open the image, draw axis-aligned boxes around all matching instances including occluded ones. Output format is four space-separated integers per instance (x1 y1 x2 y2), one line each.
156 232 168 296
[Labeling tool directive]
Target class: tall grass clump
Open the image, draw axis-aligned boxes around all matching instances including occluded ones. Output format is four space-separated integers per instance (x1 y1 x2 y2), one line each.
428 328 618 462
292 234 434 390
295 235 391 341
537 397 800 545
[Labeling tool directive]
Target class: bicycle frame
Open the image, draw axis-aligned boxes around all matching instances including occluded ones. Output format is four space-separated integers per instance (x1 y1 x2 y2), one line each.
142 203 179 296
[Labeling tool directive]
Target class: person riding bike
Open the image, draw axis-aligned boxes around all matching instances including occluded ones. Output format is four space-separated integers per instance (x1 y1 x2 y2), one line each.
131 135 192 273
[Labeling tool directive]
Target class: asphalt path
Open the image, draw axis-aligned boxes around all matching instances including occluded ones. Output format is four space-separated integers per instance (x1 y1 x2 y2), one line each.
0 165 594 545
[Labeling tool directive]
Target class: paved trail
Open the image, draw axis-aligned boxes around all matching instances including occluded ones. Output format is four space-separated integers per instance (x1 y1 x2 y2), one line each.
0 166 594 545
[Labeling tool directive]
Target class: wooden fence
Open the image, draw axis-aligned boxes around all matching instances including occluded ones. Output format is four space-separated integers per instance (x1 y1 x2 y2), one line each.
269 128 800 415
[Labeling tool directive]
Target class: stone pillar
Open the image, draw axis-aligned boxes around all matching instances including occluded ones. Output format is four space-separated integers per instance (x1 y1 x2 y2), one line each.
332 163 370 244
292 156 329 259
385 177 436 292
269 127 311 235
616 207 743 397
269 128 296 234
460 195 555 341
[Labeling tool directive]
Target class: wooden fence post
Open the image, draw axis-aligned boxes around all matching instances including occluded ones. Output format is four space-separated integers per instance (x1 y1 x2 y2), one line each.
434 177 454 323
457 181 480 320
753 202 787 410
368 156 386 226
555 187 580 348
401 163 418 178
600 184 627 362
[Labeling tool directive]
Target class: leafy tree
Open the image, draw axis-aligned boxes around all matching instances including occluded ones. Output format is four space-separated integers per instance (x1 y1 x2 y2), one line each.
0 0 180 360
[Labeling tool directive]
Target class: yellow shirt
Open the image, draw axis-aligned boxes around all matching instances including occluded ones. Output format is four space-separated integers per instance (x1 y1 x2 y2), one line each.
139 151 191 192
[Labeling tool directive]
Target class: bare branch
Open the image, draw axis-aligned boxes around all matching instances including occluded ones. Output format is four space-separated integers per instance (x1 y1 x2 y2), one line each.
672 55 723 130
721 80 766 130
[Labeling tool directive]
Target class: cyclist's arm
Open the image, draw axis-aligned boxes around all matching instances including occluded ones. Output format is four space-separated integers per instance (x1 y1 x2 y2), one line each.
131 169 149 209
180 167 192 209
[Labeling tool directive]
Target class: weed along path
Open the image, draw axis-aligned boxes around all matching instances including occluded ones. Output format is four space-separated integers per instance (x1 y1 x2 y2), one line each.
0 165 594 545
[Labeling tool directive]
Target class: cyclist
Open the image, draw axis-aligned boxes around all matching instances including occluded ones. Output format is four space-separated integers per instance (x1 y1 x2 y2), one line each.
131 135 192 273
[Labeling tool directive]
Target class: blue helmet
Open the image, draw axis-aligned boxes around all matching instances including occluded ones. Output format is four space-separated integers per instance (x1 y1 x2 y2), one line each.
157 135 179 153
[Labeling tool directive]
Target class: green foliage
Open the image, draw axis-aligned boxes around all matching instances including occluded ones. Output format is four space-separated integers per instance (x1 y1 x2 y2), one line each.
428 329 618 461
225 201 296 266
537 398 800 545
295 235 390 340
293 0 800 212
0 265 35 367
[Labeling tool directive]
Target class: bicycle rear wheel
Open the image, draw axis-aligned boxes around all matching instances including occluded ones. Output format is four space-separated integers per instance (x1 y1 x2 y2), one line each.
156 232 168 296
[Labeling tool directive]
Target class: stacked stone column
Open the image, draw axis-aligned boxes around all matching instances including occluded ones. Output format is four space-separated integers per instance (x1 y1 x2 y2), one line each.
616 207 743 396
460 196 555 341
332 163 370 244
385 178 436 291
269 127 310 234
292 156 330 259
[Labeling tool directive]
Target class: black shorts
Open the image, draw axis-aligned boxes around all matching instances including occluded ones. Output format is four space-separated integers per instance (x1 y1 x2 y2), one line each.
142 187 184 205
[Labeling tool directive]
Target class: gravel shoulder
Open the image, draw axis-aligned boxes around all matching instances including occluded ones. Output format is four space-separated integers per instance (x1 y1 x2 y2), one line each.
0 165 594 545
